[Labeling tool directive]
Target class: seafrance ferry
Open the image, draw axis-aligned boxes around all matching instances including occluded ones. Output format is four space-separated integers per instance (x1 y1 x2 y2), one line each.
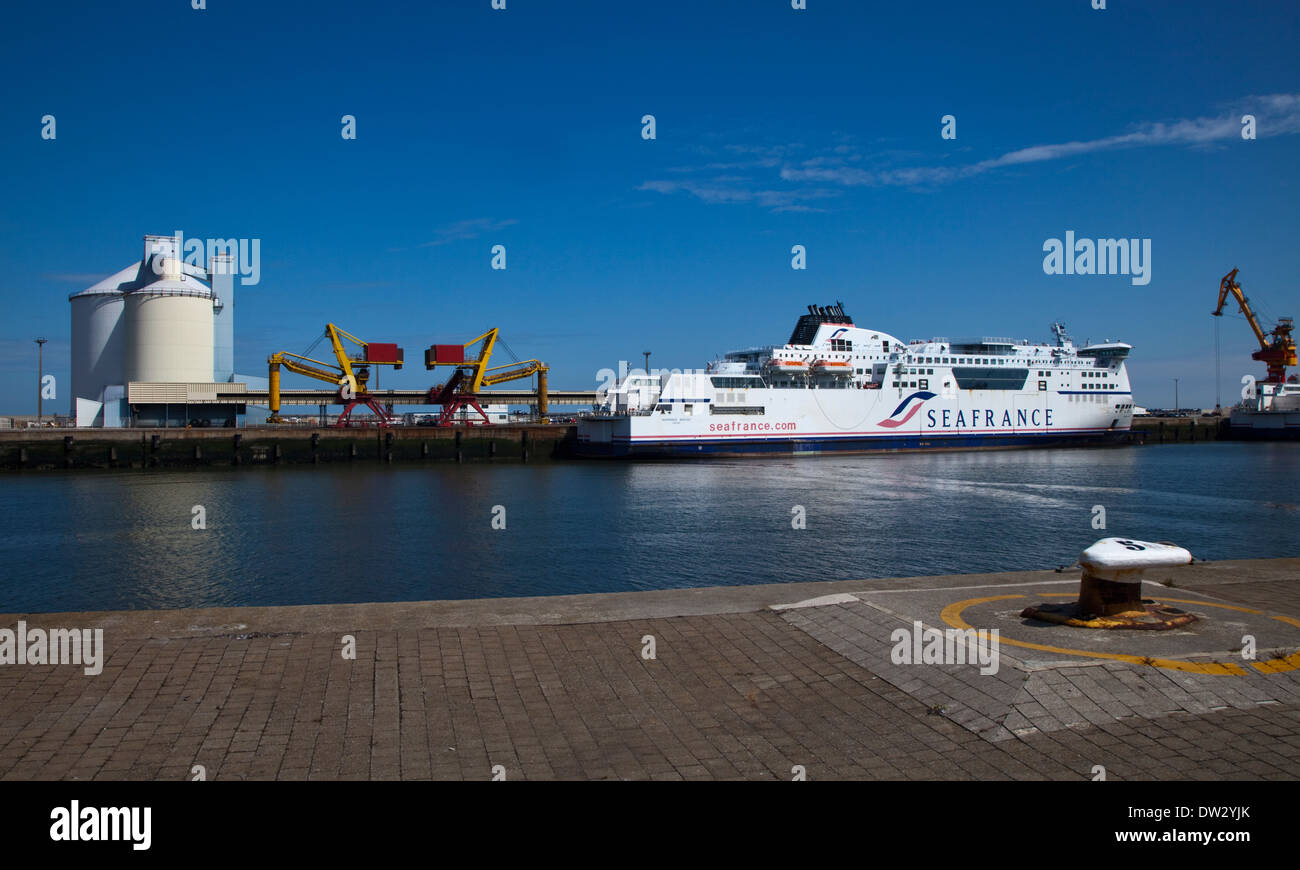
577 302 1135 458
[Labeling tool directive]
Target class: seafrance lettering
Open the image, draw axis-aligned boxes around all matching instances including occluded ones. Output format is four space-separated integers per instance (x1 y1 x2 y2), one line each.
925 408 1054 429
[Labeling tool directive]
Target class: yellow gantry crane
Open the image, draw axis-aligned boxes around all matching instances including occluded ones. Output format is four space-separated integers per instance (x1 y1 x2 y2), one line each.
1213 268 1297 384
268 324 404 425
424 328 549 424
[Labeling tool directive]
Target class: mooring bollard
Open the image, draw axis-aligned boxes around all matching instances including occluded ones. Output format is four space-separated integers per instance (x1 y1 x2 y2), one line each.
1022 537 1196 629
1078 538 1193 616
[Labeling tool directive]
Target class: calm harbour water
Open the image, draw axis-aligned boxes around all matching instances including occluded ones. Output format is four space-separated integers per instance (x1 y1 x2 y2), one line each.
1 442 1297 614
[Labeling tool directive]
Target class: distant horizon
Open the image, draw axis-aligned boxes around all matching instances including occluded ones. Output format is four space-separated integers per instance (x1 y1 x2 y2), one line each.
3 0 1298 414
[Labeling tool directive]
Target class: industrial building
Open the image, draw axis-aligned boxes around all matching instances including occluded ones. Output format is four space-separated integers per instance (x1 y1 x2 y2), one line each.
69 234 249 427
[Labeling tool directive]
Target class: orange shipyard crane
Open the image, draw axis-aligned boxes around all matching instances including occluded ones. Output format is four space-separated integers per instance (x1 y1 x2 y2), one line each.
424 328 549 425
268 324 404 426
1213 268 1297 385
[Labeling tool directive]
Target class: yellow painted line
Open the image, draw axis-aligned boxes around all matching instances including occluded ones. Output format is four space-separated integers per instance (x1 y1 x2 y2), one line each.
940 595 1248 675
1156 597 1262 615
1144 599 1300 672
1251 650 1300 674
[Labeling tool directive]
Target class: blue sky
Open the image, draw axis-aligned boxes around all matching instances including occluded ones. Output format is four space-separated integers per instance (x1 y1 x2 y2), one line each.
1 0 1297 413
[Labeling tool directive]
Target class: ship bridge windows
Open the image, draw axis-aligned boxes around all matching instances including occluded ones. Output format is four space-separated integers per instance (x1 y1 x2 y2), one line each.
709 376 766 388
952 366 1029 390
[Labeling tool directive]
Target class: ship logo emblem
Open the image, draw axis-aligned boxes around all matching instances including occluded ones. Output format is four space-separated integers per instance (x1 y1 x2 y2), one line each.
877 391 936 428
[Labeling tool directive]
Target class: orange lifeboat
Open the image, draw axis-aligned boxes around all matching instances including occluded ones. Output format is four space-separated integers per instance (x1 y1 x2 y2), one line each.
812 358 852 376
766 356 808 373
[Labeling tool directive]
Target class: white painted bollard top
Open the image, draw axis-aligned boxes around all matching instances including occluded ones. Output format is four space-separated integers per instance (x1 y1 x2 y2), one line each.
1079 537 1193 583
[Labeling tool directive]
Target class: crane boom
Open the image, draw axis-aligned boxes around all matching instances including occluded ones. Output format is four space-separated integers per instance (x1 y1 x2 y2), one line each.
482 359 547 386
1213 269 1270 347
1212 268 1297 384
277 353 351 386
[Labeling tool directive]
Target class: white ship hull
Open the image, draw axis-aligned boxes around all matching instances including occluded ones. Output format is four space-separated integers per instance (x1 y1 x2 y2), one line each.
579 388 1133 456
1228 382 1300 439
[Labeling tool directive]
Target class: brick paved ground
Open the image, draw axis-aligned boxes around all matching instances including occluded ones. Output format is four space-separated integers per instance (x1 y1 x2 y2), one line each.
1 558 1298 780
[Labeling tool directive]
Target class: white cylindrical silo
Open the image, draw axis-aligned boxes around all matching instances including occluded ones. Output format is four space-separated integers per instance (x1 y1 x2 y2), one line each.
69 290 125 414
123 277 215 383
68 262 141 415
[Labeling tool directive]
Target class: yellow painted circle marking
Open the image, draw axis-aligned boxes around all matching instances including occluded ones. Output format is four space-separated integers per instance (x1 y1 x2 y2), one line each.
939 594 1300 676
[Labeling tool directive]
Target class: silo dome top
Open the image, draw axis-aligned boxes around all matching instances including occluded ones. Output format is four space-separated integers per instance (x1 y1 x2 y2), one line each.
68 262 143 300
127 273 212 299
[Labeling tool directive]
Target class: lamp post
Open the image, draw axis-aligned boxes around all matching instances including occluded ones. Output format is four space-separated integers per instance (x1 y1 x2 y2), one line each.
35 338 47 426
1173 377 1179 416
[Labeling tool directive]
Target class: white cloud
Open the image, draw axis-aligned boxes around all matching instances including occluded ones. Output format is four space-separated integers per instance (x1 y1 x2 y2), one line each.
644 94 1300 204
637 179 838 211
421 218 519 247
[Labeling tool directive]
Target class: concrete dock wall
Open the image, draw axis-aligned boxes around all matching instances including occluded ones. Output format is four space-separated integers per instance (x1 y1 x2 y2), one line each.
0 424 577 470
1131 416 1230 443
